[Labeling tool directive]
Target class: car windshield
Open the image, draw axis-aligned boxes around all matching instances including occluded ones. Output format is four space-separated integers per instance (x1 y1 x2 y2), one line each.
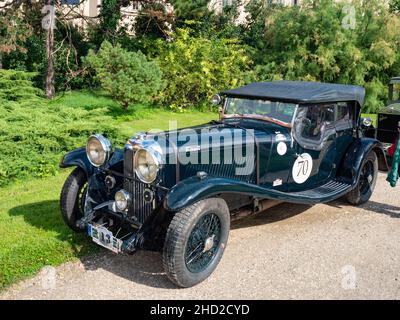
382 103 400 114
224 98 297 125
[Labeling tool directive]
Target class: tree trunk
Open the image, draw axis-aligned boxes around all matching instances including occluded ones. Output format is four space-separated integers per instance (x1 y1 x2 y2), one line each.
123 101 129 112
45 1 55 99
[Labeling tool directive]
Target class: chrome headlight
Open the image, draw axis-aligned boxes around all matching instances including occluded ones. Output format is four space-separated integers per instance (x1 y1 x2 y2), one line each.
86 134 113 167
115 190 131 211
133 147 162 184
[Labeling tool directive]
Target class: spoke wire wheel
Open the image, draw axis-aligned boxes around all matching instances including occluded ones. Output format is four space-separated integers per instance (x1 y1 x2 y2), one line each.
185 213 222 273
163 198 230 288
359 160 374 196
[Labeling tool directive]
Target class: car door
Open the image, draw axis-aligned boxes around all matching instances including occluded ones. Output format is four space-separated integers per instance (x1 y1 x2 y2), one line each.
287 104 337 191
334 102 354 173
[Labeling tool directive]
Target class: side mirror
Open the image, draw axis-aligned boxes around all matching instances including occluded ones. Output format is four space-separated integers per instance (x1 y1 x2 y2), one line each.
363 117 373 127
211 94 222 106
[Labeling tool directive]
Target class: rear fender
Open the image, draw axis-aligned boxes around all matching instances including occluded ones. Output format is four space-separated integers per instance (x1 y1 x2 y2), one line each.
338 138 388 185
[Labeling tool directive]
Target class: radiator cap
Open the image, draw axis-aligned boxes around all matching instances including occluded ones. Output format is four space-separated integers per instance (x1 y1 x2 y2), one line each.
197 171 208 180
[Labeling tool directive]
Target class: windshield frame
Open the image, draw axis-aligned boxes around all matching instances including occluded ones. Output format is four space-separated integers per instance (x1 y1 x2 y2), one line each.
222 97 298 128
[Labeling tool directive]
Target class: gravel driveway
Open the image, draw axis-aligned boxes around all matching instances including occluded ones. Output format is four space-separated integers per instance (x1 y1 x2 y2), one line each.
2 173 400 300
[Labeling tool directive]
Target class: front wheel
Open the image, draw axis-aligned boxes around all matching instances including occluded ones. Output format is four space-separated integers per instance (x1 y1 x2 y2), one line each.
163 198 230 288
346 150 378 206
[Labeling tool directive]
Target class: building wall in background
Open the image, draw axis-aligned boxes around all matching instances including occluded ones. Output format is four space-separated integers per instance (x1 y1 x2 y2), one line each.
0 0 302 31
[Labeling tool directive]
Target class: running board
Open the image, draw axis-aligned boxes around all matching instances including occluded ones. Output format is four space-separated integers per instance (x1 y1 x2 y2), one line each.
282 180 353 204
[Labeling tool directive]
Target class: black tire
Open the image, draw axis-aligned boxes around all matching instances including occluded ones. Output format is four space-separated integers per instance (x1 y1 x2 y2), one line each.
163 198 230 288
346 150 378 206
60 167 88 232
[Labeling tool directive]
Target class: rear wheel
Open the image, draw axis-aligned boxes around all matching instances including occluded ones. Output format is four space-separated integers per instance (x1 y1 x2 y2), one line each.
163 198 230 288
346 150 378 206
60 167 88 232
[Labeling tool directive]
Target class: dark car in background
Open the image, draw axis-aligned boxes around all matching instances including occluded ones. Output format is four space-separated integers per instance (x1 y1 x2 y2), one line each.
377 77 400 158
60 81 388 287
363 77 400 164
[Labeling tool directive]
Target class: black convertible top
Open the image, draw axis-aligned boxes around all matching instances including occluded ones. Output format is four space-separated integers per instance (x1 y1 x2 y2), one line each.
221 81 365 107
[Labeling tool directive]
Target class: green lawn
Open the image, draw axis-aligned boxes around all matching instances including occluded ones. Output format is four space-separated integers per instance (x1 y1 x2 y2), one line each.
49 91 217 140
0 170 95 290
0 93 216 291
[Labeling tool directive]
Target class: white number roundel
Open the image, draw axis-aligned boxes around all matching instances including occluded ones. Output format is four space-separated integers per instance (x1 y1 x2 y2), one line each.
292 153 313 184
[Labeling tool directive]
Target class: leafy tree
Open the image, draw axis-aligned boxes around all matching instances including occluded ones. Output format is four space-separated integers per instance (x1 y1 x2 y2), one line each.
84 41 163 111
0 3 33 69
243 0 400 113
169 0 245 38
90 0 124 48
390 0 400 13
154 28 251 109
209 0 244 39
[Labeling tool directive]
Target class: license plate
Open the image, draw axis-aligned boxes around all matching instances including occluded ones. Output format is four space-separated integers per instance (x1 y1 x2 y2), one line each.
88 224 123 253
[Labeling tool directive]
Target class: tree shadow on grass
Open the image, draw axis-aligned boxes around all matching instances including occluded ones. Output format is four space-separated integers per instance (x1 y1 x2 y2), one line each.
8 200 95 257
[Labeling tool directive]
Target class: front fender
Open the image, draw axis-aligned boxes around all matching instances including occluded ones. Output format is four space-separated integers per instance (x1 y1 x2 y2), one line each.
164 176 265 212
60 147 125 177
338 138 388 184
60 147 94 176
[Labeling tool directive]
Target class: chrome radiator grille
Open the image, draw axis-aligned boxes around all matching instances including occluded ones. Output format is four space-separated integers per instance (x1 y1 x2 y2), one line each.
124 149 154 224
124 178 154 224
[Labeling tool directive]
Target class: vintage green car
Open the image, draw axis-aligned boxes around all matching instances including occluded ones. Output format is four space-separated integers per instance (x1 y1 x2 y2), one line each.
60 81 388 287
375 77 400 150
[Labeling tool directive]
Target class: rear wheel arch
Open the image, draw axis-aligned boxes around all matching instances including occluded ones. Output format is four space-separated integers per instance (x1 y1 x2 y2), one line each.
338 138 387 181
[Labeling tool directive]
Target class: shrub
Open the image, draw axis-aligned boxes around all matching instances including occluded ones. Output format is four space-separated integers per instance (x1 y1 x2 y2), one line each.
0 69 43 101
154 28 251 110
83 41 163 111
0 99 124 186
0 71 124 186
